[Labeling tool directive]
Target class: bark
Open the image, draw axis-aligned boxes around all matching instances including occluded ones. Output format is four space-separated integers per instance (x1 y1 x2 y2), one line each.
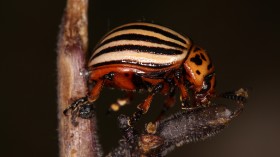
57 0 102 156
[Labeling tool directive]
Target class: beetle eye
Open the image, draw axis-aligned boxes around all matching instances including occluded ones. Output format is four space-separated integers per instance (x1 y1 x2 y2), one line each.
200 73 215 93
204 73 214 82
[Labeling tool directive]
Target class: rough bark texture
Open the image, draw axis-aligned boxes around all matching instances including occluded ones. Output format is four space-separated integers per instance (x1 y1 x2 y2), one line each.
57 0 102 157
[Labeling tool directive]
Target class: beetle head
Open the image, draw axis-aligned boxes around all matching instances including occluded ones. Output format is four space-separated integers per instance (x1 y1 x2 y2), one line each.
183 45 216 105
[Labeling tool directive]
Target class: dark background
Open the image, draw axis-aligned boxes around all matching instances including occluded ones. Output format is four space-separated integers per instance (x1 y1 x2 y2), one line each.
1 0 280 156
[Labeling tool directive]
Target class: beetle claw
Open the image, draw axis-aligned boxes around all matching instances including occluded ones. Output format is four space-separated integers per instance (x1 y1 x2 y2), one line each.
79 103 95 119
63 97 95 119
63 108 70 116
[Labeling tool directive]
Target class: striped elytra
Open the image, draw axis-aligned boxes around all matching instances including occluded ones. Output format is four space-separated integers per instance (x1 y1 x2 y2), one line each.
88 22 192 69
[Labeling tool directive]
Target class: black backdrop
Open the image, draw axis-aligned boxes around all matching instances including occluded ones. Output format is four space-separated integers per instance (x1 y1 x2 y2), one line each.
1 0 280 156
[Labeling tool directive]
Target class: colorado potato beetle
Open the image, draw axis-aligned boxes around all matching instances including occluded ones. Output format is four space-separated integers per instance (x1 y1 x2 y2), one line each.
64 22 216 125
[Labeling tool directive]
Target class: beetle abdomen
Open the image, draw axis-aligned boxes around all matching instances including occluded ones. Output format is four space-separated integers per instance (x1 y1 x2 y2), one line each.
89 23 192 69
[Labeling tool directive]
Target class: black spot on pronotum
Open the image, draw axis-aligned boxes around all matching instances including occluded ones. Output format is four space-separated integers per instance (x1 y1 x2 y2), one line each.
193 47 201 52
207 63 213 70
190 54 203 65
200 53 207 61
196 70 201 75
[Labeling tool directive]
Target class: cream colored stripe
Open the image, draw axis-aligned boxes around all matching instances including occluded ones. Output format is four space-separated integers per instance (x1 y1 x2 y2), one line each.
92 40 182 57
110 22 191 45
88 50 188 67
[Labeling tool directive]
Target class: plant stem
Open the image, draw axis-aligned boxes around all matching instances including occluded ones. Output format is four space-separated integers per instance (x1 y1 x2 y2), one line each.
57 0 102 156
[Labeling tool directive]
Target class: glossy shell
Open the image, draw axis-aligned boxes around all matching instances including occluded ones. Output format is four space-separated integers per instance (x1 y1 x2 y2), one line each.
88 23 192 71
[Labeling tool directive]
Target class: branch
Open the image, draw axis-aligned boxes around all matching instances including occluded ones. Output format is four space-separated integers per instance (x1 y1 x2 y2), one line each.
107 89 248 157
57 0 102 157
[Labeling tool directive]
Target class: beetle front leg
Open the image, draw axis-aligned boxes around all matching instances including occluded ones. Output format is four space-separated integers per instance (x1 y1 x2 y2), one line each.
63 97 87 116
77 79 105 118
79 72 116 117
63 78 105 119
76 101 95 119
63 97 95 120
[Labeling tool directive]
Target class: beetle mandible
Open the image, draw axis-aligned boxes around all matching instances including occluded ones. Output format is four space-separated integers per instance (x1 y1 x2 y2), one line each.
64 22 216 125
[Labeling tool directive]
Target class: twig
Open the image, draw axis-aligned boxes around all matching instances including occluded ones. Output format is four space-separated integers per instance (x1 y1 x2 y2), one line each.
107 89 248 157
57 0 102 156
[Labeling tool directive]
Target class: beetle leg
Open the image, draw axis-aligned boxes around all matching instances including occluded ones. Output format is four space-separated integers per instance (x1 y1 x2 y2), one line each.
63 96 96 120
63 72 111 119
174 70 192 109
179 86 190 109
175 79 191 110
65 79 105 119
109 92 133 113
77 72 116 118
88 79 104 102
129 83 163 126
75 78 107 119
63 97 87 116
77 101 95 119
155 87 176 121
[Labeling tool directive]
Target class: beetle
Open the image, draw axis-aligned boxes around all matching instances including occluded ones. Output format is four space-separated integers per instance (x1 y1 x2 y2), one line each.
64 22 216 125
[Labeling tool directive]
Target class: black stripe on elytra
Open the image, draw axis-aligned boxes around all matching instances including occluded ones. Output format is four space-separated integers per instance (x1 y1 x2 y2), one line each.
136 71 167 79
97 33 186 50
107 24 187 45
91 60 173 68
91 45 183 60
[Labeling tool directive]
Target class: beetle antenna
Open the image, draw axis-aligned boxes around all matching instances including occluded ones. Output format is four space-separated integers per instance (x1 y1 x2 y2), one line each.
218 88 249 103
